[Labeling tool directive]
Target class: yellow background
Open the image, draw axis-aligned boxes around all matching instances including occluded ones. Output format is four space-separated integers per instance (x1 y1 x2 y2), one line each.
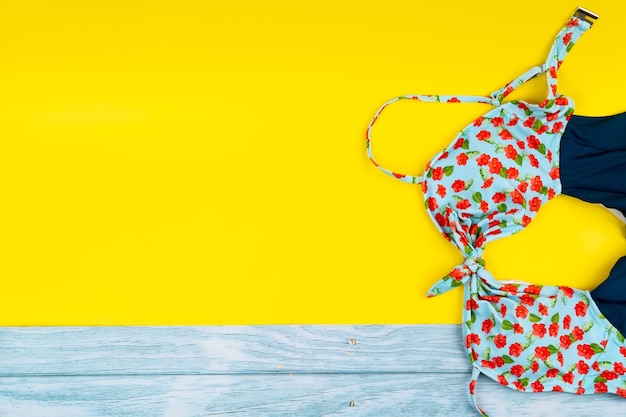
1 1 625 324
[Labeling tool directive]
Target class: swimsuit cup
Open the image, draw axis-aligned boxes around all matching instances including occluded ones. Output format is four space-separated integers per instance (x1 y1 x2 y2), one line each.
367 8 626 416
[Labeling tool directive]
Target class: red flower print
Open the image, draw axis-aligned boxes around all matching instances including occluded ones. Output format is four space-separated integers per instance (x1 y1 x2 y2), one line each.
572 326 584 341
435 213 448 227
595 382 609 394
531 361 539 373
392 173 406 179
559 286 573 298
620 346 626 358
504 144 517 160
517 182 528 193
499 130 513 140
516 140 525 150
521 215 532 227
431 166 444 180
526 135 540 149
513 381 526 391
528 154 539 168
493 356 505 368
456 199 471 210
511 189 524 205
558 352 564 366
535 346 550 361
601 370 618 381
449 268 465 281
615 362 626 375
510 364 524 377
593 361 600 372
465 333 481 348
476 153 491 166
508 117 519 126
473 116 484 127
576 360 589 375
421 180 428 194
550 66 558 78
577 344 595 360
538 303 548 316
451 179 466 192
500 284 518 294
466 299 479 310
555 97 569 105
497 374 508 386
456 153 468 165
447 97 460 103
499 303 507 317
494 334 507 349
530 176 543 192
549 322 559 337
492 192 506 203
469 379 476 395
531 380 544 393
563 32 572 45
575 301 587 317
537 124 549 135
453 137 465 149
488 157 503 174
437 184 447 198
577 386 585 395
562 372 574 384
491 117 504 127
506 167 519 179
515 305 528 319
523 117 536 128
560 334 572 349
563 314 572 330
513 323 524 334
520 294 536 306
482 359 496 369
547 188 556 200
552 121 564 133
546 112 560 122
553 385 564 392
549 167 560 180
529 196 542 212
477 130 491 140
482 319 494 334
439 151 449 160
509 342 523 357
526 285 541 295
532 323 547 338
427 197 438 212
481 177 494 189
479 200 489 213
546 368 559 378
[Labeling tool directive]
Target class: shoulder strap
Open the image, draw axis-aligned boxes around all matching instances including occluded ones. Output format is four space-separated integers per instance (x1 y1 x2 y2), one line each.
366 9 597 184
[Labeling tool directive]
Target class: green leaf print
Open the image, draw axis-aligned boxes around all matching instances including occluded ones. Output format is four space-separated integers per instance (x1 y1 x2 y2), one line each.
532 119 543 130
499 167 508 178
481 347 491 360
462 139 470 150
551 313 560 324
618 331 625 344
548 345 559 355
595 376 608 384
502 355 515 364
529 313 542 323
501 320 514 331
515 154 524 166
518 378 529 387
539 186 549 195
472 192 483 204
583 321 594 332
497 203 507 213
591 343 605 354
566 42 574 52
443 166 454 176
544 99 555 109
537 143 547 155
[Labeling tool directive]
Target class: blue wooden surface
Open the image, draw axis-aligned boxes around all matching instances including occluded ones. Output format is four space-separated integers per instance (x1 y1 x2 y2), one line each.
1 325 625 416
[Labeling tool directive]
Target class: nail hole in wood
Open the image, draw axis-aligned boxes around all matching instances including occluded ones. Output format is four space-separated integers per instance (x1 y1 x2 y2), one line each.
348 338 357 345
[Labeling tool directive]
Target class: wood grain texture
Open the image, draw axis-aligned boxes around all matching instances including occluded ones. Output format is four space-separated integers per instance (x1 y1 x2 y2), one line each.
1 325 625 416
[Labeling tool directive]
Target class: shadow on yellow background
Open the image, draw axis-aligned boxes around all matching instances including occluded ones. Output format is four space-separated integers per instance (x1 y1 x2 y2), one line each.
1 1 625 324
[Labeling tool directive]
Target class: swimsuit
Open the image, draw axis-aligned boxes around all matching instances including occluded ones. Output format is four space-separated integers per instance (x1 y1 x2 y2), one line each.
366 8 626 416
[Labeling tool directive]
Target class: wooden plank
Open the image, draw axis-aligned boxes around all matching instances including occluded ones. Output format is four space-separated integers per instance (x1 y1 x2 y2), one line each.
0 325 468 375
1 325 626 416
1 374 626 416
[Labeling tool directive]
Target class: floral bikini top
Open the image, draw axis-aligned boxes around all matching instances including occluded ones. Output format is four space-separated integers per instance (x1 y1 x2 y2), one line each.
367 8 626 416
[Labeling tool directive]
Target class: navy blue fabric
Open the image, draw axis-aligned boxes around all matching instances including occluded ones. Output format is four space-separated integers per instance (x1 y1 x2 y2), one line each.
560 112 626 215
560 112 626 335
